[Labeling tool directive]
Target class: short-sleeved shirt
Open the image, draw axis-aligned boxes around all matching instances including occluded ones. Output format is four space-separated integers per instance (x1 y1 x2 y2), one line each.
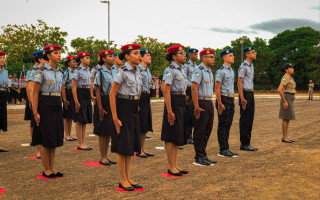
280 74 296 94
94 65 114 94
19 81 26 88
215 64 235 95
183 59 197 87
162 67 169 81
308 83 314 91
29 65 40 82
114 62 141 96
63 67 75 88
91 65 102 79
34 63 64 93
111 65 119 79
73 64 91 86
192 63 214 98
139 64 152 92
11 79 19 88
0 67 8 88
238 60 254 90
164 62 187 92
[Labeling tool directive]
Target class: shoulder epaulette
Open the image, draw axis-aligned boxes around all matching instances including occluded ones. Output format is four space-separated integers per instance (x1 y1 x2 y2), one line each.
122 66 128 71
220 67 224 69
243 63 248 66
199 66 204 70
170 65 175 69
77 67 81 70
40 67 45 71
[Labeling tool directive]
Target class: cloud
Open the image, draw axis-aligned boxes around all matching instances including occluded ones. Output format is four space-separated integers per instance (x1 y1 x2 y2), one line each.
310 6 320 10
250 18 320 34
208 27 258 34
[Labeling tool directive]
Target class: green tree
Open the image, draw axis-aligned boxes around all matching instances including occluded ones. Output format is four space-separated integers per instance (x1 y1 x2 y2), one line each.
267 27 320 87
252 37 273 81
69 36 118 68
0 20 68 74
305 46 320 88
230 36 252 74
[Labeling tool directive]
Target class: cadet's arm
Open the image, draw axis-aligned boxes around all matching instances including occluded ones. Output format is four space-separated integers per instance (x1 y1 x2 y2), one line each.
237 78 244 100
215 81 222 106
191 82 199 109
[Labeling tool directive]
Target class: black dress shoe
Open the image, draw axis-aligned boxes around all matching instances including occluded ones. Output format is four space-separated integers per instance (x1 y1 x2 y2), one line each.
203 156 217 164
131 184 143 188
228 150 238 157
55 172 64 177
77 146 92 150
195 157 211 166
108 160 117 164
168 169 183 176
36 156 41 159
138 154 148 158
146 136 151 140
65 138 73 141
282 139 294 143
218 150 234 157
178 146 184 150
42 171 57 178
0 149 8 152
72 138 77 141
240 145 256 151
119 183 135 191
99 160 111 166
187 138 194 144
179 170 188 174
145 153 154 157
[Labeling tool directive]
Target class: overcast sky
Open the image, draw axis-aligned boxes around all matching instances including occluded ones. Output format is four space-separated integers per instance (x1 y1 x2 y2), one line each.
1 0 319 51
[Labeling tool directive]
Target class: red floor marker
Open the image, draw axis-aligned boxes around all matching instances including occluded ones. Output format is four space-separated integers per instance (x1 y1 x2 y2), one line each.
82 162 106 166
0 188 5 194
115 187 144 192
28 156 40 159
35 175 63 180
132 153 139 158
72 148 83 151
161 173 185 178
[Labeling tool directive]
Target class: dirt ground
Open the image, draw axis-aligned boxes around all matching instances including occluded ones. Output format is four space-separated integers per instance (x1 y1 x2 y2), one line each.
0 96 319 200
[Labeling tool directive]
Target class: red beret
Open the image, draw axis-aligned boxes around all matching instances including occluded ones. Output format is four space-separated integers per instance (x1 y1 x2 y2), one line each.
77 52 90 57
167 45 184 54
22 77 26 80
13 75 17 78
98 50 115 57
66 56 76 60
0 51 5 56
44 45 61 51
200 49 214 57
121 44 140 51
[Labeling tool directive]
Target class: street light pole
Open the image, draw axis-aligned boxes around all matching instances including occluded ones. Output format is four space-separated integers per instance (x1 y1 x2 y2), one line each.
240 39 244 62
100 0 110 48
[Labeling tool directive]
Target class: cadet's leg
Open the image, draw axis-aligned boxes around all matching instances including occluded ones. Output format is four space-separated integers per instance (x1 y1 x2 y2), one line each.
99 136 108 162
40 145 52 175
166 142 179 173
105 136 111 160
140 132 147 155
67 119 73 138
49 148 56 173
282 119 290 140
216 100 228 152
125 155 137 185
116 154 131 187
75 122 84 148
82 124 87 147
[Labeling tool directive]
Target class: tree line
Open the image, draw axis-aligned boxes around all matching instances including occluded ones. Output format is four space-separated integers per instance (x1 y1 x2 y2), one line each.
1 20 319 89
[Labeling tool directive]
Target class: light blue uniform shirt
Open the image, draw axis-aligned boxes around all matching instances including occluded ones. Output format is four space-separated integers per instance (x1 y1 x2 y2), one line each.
29 65 40 82
139 64 152 92
20 81 26 88
63 67 75 88
215 64 235 96
183 59 197 87
164 62 187 92
11 79 19 88
162 67 169 81
73 64 91 86
192 63 214 98
114 62 141 96
238 60 254 90
94 65 114 94
0 67 8 88
91 65 102 79
34 63 63 93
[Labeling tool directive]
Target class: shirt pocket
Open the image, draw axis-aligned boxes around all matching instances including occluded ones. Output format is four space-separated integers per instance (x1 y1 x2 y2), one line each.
174 76 185 90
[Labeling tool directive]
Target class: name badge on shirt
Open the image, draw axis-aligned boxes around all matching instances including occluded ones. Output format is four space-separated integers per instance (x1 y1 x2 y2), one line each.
178 76 184 80
47 80 54 83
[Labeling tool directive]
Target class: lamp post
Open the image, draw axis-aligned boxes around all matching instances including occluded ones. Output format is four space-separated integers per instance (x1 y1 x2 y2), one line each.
100 0 110 48
240 39 244 62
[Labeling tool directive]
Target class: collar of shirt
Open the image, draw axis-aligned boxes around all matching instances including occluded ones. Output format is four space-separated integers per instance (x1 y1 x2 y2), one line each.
187 59 196 66
33 65 38 69
102 65 112 74
171 62 182 69
223 64 231 70
79 64 90 71
123 62 135 71
283 73 291 79
199 62 210 72
68 67 74 73
45 63 61 71
244 60 252 66
138 63 148 71
95 65 102 70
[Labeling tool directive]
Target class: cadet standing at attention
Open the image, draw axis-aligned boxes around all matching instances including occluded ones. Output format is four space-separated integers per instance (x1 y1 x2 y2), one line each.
61 55 77 141
111 52 123 78
138 49 154 158
191 49 217 166
184 48 198 144
94 49 117 166
0 51 9 152
237 47 258 151
161 45 188 176
91 58 102 136
215 49 238 158
109 44 143 191
11 74 19 104
32 45 64 178
278 63 296 143
72 52 93 150
308 80 314 100
19 77 27 103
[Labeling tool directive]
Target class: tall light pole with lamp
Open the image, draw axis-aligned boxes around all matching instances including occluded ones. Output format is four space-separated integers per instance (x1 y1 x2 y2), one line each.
240 39 244 62
100 0 110 48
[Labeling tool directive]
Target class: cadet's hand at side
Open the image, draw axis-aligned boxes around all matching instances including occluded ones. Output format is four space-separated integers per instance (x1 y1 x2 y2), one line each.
218 103 225 115
99 109 107 121
168 111 175 126
113 118 122 134
194 107 204 119
283 101 288 110
34 113 40 126
241 98 247 110
75 102 81 113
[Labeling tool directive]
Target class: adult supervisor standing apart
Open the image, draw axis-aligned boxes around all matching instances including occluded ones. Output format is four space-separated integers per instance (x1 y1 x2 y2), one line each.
32 45 64 178
0 51 9 152
215 49 238 158
161 45 188 176
191 49 217 166
278 63 296 143
308 80 314 100
109 44 143 191
237 47 258 151
138 49 154 158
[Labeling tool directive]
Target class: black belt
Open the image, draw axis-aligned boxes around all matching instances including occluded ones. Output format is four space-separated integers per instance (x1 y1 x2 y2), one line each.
243 89 254 92
118 94 139 100
78 85 90 89
284 92 295 95
42 92 61 96
65 86 71 89
101 92 110 96
170 91 186 96
221 93 234 98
